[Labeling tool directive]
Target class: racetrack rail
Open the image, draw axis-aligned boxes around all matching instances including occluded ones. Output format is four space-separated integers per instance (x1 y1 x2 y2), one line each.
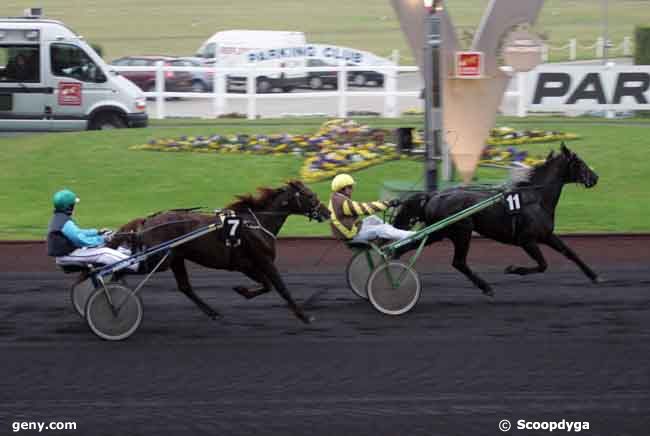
2 234 649 273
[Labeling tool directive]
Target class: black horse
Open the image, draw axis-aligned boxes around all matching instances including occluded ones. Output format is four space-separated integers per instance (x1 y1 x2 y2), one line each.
392 143 600 296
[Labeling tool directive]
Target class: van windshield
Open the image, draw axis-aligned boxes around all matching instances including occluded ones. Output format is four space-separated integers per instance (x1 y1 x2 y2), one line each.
51 43 106 83
0 45 40 83
197 42 216 59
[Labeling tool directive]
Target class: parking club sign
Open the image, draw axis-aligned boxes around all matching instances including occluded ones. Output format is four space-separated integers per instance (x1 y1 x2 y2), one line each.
58 82 82 106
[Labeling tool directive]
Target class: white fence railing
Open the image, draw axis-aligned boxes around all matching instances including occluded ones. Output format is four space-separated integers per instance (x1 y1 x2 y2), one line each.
112 63 419 119
542 36 633 62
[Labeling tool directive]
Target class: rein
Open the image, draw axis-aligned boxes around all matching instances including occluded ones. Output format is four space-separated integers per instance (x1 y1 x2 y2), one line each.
247 208 277 240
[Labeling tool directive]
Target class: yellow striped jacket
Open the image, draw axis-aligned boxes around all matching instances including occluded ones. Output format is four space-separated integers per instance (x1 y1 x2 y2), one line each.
328 192 389 240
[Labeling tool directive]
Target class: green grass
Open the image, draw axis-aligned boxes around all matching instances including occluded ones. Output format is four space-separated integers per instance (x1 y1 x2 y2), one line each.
1 116 649 239
1 0 645 63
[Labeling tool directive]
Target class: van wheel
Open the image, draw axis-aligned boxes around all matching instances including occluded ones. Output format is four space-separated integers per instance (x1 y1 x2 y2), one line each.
90 113 127 130
352 73 367 87
192 80 207 93
309 77 323 90
256 77 272 93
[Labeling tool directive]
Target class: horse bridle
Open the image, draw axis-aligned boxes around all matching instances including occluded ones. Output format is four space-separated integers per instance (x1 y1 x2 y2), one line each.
284 184 323 221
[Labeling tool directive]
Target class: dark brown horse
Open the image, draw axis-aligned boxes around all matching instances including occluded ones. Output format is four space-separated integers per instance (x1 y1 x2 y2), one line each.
108 180 330 323
392 143 600 296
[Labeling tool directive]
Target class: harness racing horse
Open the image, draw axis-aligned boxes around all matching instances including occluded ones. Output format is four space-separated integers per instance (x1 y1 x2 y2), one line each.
108 180 330 323
392 143 600 296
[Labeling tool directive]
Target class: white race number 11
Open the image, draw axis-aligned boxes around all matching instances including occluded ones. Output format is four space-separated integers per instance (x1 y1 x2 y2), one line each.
506 193 521 211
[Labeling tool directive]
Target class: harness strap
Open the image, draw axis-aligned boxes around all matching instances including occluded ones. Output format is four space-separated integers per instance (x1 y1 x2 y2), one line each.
247 209 277 240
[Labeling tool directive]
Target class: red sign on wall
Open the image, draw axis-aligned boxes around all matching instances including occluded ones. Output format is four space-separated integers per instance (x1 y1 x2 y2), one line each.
58 82 82 106
455 52 484 78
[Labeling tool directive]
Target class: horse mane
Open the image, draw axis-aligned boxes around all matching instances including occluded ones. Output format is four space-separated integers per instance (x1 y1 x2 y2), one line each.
226 180 301 211
508 150 566 186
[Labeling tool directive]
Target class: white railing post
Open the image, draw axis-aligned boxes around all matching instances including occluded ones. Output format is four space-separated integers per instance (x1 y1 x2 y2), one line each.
155 60 165 119
384 65 398 118
596 37 604 58
212 66 225 118
542 44 549 62
391 49 400 65
516 72 528 117
337 61 348 118
569 38 577 60
623 36 632 56
246 66 256 120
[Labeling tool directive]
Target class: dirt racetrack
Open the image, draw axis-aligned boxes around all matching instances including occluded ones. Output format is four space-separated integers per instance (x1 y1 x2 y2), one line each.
1 236 649 435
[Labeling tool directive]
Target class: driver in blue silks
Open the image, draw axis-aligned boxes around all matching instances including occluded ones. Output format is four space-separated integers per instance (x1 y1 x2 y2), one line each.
46 189 138 271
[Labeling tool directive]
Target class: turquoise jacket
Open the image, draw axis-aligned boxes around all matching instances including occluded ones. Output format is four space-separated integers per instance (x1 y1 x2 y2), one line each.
61 220 105 248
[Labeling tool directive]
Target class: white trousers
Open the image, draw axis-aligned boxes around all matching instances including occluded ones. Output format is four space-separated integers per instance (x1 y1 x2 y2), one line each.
56 246 138 271
352 215 416 242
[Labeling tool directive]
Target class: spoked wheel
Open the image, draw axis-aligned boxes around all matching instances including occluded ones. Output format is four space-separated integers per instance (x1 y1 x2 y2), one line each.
85 284 143 341
71 278 96 317
346 250 383 300
366 261 421 315
71 275 126 317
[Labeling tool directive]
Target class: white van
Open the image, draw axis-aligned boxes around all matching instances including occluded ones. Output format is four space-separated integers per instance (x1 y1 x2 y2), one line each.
0 10 147 131
196 30 306 65
196 30 308 93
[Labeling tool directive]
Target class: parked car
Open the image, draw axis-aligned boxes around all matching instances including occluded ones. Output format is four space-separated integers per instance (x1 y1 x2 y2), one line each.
348 68 384 87
227 59 307 93
304 59 338 90
303 59 386 90
174 57 215 92
110 56 194 93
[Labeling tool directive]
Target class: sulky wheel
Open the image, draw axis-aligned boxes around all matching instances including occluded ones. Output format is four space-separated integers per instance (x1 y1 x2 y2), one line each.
366 261 421 315
71 278 96 317
71 275 125 317
85 284 143 341
346 249 383 300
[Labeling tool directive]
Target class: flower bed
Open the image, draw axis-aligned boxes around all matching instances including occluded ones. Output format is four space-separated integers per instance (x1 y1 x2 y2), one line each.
487 126 578 145
131 120 577 182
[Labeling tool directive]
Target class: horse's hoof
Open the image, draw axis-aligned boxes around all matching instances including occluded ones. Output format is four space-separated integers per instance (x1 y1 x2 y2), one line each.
504 265 517 274
592 276 606 284
233 286 249 296
298 313 315 324
482 288 495 297
208 312 222 320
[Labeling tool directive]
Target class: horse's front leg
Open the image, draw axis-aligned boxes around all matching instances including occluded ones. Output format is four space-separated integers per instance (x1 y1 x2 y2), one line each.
170 257 222 320
543 234 601 283
258 258 313 324
449 227 494 296
233 269 273 300
505 240 548 275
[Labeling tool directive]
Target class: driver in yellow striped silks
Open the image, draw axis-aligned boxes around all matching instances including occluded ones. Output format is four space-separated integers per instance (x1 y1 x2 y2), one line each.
328 174 416 242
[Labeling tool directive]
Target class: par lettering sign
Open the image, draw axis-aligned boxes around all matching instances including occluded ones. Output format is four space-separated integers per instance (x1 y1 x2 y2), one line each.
528 65 650 110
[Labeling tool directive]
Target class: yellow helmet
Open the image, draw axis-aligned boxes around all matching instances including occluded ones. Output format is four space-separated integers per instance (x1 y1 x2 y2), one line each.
331 173 355 192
